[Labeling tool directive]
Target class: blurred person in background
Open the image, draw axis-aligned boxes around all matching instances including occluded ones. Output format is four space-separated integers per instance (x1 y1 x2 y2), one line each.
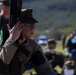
44 39 65 74
63 30 76 75
64 30 76 54
0 0 9 74
61 60 76 75
65 30 76 61
0 8 57 75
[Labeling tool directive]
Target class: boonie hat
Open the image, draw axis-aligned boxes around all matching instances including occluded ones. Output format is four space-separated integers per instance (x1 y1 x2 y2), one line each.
19 8 38 24
48 39 57 44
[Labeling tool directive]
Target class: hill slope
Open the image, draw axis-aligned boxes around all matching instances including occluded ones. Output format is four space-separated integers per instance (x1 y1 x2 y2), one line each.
23 0 76 36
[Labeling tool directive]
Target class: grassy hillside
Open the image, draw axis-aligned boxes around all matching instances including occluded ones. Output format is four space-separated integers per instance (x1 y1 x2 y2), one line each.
22 0 76 37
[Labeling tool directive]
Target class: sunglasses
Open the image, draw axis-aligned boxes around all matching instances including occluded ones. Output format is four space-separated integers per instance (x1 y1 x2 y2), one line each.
19 21 36 27
24 23 36 27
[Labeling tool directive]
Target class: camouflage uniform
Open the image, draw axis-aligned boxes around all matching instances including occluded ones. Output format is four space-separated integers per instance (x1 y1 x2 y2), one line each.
0 38 57 75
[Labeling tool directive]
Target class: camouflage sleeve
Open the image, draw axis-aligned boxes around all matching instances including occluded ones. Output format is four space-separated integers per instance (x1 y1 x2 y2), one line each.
28 40 57 75
0 37 18 64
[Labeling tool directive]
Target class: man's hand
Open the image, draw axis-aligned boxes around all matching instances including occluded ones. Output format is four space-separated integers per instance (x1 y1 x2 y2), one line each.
7 21 22 42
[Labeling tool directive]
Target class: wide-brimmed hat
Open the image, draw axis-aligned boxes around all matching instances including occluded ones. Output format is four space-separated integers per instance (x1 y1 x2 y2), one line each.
19 8 38 24
0 0 9 6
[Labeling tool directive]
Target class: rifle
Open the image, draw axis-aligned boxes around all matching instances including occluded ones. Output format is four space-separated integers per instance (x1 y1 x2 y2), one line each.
9 0 22 28
9 0 31 75
9 0 22 75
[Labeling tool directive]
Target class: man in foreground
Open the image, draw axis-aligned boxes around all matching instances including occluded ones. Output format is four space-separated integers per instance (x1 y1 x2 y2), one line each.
0 8 57 75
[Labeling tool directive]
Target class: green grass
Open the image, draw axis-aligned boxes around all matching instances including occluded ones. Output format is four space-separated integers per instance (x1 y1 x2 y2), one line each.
23 69 36 75
55 41 66 55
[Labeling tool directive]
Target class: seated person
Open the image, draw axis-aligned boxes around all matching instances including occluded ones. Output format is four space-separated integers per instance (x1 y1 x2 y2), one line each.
61 60 76 75
44 39 65 73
